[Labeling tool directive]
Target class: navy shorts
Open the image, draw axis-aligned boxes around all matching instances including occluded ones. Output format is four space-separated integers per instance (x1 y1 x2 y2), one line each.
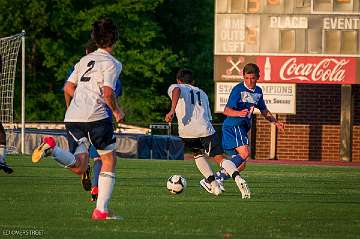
222 125 250 150
65 118 115 154
182 133 223 158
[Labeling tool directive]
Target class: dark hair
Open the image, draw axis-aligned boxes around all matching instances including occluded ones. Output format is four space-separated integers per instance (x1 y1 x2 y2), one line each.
91 18 119 48
85 39 97 54
176 68 193 84
243 63 260 77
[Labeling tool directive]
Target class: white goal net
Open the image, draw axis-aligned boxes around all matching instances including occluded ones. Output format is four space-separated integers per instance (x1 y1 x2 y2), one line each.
0 32 25 152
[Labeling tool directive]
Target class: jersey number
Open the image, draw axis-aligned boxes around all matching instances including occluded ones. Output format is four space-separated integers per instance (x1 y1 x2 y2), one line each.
80 60 95 82
190 90 201 105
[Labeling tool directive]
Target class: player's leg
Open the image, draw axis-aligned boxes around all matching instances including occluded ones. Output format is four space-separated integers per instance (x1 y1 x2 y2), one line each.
212 151 247 195
32 136 89 175
232 145 251 198
79 145 98 194
89 145 101 201
91 159 102 188
0 123 13 174
61 123 90 175
211 154 249 199
195 154 222 196
32 135 74 166
201 131 248 198
188 137 222 196
32 123 90 176
197 133 241 193
219 126 251 198
89 119 121 220
93 151 117 218
215 150 247 182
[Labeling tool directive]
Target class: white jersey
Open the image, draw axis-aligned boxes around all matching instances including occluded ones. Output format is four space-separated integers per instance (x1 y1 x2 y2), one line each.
65 49 122 122
168 84 215 138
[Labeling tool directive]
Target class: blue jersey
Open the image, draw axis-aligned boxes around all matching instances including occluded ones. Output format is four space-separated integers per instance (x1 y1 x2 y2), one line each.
223 82 266 127
105 78 122 120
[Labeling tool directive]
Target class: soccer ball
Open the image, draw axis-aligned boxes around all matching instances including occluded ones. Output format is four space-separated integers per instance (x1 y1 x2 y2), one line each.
167 175 187 194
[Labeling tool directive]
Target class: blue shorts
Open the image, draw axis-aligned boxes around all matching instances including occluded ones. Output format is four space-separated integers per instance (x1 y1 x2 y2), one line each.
222 125 250 150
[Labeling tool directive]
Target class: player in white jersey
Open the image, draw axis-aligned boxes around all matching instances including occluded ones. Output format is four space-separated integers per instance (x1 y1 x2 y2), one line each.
32 18 124 219
165 69 250 198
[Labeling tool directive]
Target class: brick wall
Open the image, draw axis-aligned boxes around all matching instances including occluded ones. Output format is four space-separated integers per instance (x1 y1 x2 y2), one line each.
253 84 360 162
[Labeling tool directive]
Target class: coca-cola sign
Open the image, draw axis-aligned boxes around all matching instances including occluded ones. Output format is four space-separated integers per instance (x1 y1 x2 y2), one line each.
257 56 358 84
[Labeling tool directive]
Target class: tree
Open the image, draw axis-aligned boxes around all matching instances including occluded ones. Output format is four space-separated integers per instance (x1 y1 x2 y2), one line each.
156 0 215 94
0 0 218 123
156 0 224 122
0 0 180 122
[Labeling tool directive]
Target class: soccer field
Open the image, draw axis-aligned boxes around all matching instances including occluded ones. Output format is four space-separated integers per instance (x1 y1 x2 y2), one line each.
0 156 359 239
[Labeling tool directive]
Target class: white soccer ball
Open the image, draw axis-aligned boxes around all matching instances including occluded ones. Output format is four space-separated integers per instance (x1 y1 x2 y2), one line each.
167 175 187 194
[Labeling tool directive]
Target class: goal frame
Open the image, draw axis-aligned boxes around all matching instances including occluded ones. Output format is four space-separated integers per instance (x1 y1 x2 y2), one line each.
0 31 26 154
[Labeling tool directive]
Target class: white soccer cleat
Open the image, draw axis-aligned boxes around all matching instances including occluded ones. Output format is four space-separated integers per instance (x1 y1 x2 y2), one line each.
235 176 251 199
210 180 222 196
216 178 225 192
200 179 222 196
200 179 212 194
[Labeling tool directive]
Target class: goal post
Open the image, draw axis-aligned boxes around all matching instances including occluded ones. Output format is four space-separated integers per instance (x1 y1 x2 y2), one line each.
0 31 26 153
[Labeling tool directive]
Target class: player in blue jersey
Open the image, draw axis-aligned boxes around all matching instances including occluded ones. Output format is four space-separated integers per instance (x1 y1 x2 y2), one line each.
166 68 251 198
205 63 284 193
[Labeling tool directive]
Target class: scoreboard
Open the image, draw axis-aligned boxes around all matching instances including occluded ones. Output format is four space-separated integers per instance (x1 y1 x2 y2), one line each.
214 0 360 112
215 0 360 56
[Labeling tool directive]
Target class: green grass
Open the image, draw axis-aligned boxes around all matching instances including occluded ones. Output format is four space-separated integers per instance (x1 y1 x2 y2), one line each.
0 155 359 239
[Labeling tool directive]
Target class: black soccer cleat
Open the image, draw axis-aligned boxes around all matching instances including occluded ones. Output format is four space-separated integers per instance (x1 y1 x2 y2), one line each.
81 165 91 191
0 162 14 174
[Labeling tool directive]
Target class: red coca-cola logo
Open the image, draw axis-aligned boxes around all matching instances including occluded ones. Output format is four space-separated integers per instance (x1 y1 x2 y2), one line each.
280 58 349 82
256 55 358 84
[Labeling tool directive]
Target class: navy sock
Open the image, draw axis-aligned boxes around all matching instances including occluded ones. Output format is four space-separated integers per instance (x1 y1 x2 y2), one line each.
215 155 246 181
231 154 246 167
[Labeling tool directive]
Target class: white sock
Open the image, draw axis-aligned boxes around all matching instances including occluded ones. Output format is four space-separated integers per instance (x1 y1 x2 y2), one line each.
52 146 76 167
221 159 238 178
96 172 115 212
194 156 214 179
0 145 6 163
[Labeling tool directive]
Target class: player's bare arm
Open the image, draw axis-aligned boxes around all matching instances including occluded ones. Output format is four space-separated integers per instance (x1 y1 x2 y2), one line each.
64 81 76 108
103 85 124 123
165 87 180 123
223 106 250 117
261 109 285 131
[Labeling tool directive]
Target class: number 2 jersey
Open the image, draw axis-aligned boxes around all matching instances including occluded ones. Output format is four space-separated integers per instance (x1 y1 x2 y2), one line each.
65 49 122 122
168 84 215 138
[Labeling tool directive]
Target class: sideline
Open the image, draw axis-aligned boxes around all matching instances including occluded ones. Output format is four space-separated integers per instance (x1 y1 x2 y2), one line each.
184 154 360 167
247 159 360 167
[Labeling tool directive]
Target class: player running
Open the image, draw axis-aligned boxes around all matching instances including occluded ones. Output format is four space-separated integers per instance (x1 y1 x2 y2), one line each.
165 68 250 198
206 63 284 192
32 18 124 220
64 39 122 201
